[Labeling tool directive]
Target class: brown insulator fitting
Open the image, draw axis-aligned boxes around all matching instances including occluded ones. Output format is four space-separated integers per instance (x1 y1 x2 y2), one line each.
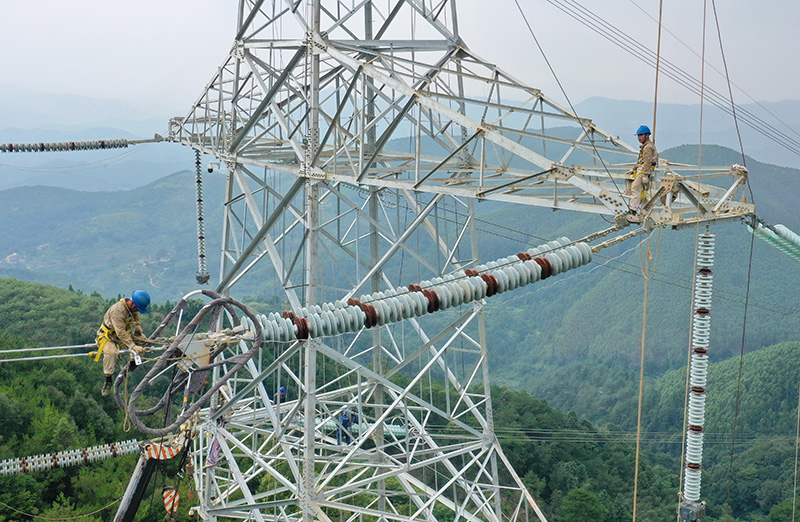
465 269 478 277
488 274 499 296
696 307 711 316
367 304 378 326
291 316 306 339
300 317 309 339
357 303 373 328
690 386 706 395
408 283 421 292
422 290 436 313
693 347 708 355
480 274 495 296
347 298 360 306
517 252 532 261
534 257 552 279
686 462 702 470
430 290 440 311
698 267 713 275
689 425 705 433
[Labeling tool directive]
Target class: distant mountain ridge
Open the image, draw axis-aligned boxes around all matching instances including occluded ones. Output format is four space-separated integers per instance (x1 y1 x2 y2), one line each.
0 171 226 301
2 96 800 432
575 96 800 170
2 87 798 193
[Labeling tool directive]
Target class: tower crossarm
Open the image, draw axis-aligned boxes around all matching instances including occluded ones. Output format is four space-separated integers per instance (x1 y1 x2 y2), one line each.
168 8 753 231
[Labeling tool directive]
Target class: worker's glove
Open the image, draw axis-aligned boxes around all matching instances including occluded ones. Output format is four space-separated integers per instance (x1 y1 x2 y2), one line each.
133 345 147 355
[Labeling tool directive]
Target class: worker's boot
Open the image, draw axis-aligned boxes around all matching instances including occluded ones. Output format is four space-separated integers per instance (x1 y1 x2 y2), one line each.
101 377 113 397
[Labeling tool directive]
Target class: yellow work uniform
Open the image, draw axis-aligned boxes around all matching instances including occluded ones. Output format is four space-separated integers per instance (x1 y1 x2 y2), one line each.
95 299 146 376
627 140 658 212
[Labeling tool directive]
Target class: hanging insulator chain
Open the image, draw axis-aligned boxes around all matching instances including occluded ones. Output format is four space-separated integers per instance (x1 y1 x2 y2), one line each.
680 231 714 522
195 149 210 285
0 440 139 476
0 139 129 153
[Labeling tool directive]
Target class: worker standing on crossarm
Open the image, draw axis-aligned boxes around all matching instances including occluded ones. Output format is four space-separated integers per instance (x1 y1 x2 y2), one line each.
95 290 151 396
625 125 658 214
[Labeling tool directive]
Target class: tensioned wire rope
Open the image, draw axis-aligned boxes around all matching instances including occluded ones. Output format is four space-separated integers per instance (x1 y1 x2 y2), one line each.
704 0 761 519
545 0 800 158
510 0 632 210
677 0 710 511
630 0 666 517
626 0 800 145
413 426 795 446
794 376 800 522
0 496 123 521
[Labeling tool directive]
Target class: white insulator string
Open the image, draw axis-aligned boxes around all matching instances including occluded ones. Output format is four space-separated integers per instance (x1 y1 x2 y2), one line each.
683 232 715 503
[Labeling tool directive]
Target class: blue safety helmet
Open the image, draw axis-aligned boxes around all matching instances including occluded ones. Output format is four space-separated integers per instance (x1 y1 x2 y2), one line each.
131 290 151 314
279 386 286 394
635 125 651 135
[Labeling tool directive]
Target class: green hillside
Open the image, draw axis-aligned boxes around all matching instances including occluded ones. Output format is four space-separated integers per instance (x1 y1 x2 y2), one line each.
0 170 226 302
2 143 799 431
471 144 800 427
1 280 799 521
0 279 675 522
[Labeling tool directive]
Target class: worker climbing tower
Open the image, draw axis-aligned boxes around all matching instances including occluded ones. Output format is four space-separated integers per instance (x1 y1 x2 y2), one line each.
153 0 756 520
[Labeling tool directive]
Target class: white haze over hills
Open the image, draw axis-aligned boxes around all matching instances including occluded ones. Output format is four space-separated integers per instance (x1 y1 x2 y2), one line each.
575 97 800 171
0 85 798 192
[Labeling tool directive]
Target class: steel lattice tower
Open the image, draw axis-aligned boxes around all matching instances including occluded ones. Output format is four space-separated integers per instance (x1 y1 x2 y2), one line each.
163 1 754 520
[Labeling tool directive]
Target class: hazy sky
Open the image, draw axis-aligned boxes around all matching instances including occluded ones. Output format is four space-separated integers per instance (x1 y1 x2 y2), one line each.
1 0 796 118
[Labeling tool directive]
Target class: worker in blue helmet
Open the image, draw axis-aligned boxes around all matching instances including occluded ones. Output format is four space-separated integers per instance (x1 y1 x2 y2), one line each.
274 386 286 404
337 408 359 444
95 290 151 396
624 125 659 214
273 386 287 420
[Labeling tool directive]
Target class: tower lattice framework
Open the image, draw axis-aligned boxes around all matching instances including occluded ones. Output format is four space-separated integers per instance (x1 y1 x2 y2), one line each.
164 1 753 521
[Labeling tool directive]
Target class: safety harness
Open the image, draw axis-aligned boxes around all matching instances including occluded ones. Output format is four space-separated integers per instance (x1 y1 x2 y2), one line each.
94 300 137 361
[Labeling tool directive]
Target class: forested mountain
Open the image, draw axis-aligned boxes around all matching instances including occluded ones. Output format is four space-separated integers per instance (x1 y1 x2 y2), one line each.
1 280 798 521
0 171 226 300
2 142 799 430
0 280 667 521
1 138 799 520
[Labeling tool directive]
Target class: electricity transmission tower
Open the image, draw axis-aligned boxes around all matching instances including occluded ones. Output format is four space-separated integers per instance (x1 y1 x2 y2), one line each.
160 1 753 520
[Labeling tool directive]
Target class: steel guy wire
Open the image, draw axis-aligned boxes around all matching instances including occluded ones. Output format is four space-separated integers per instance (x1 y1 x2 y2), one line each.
547 0 800 157
627 0 800 144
